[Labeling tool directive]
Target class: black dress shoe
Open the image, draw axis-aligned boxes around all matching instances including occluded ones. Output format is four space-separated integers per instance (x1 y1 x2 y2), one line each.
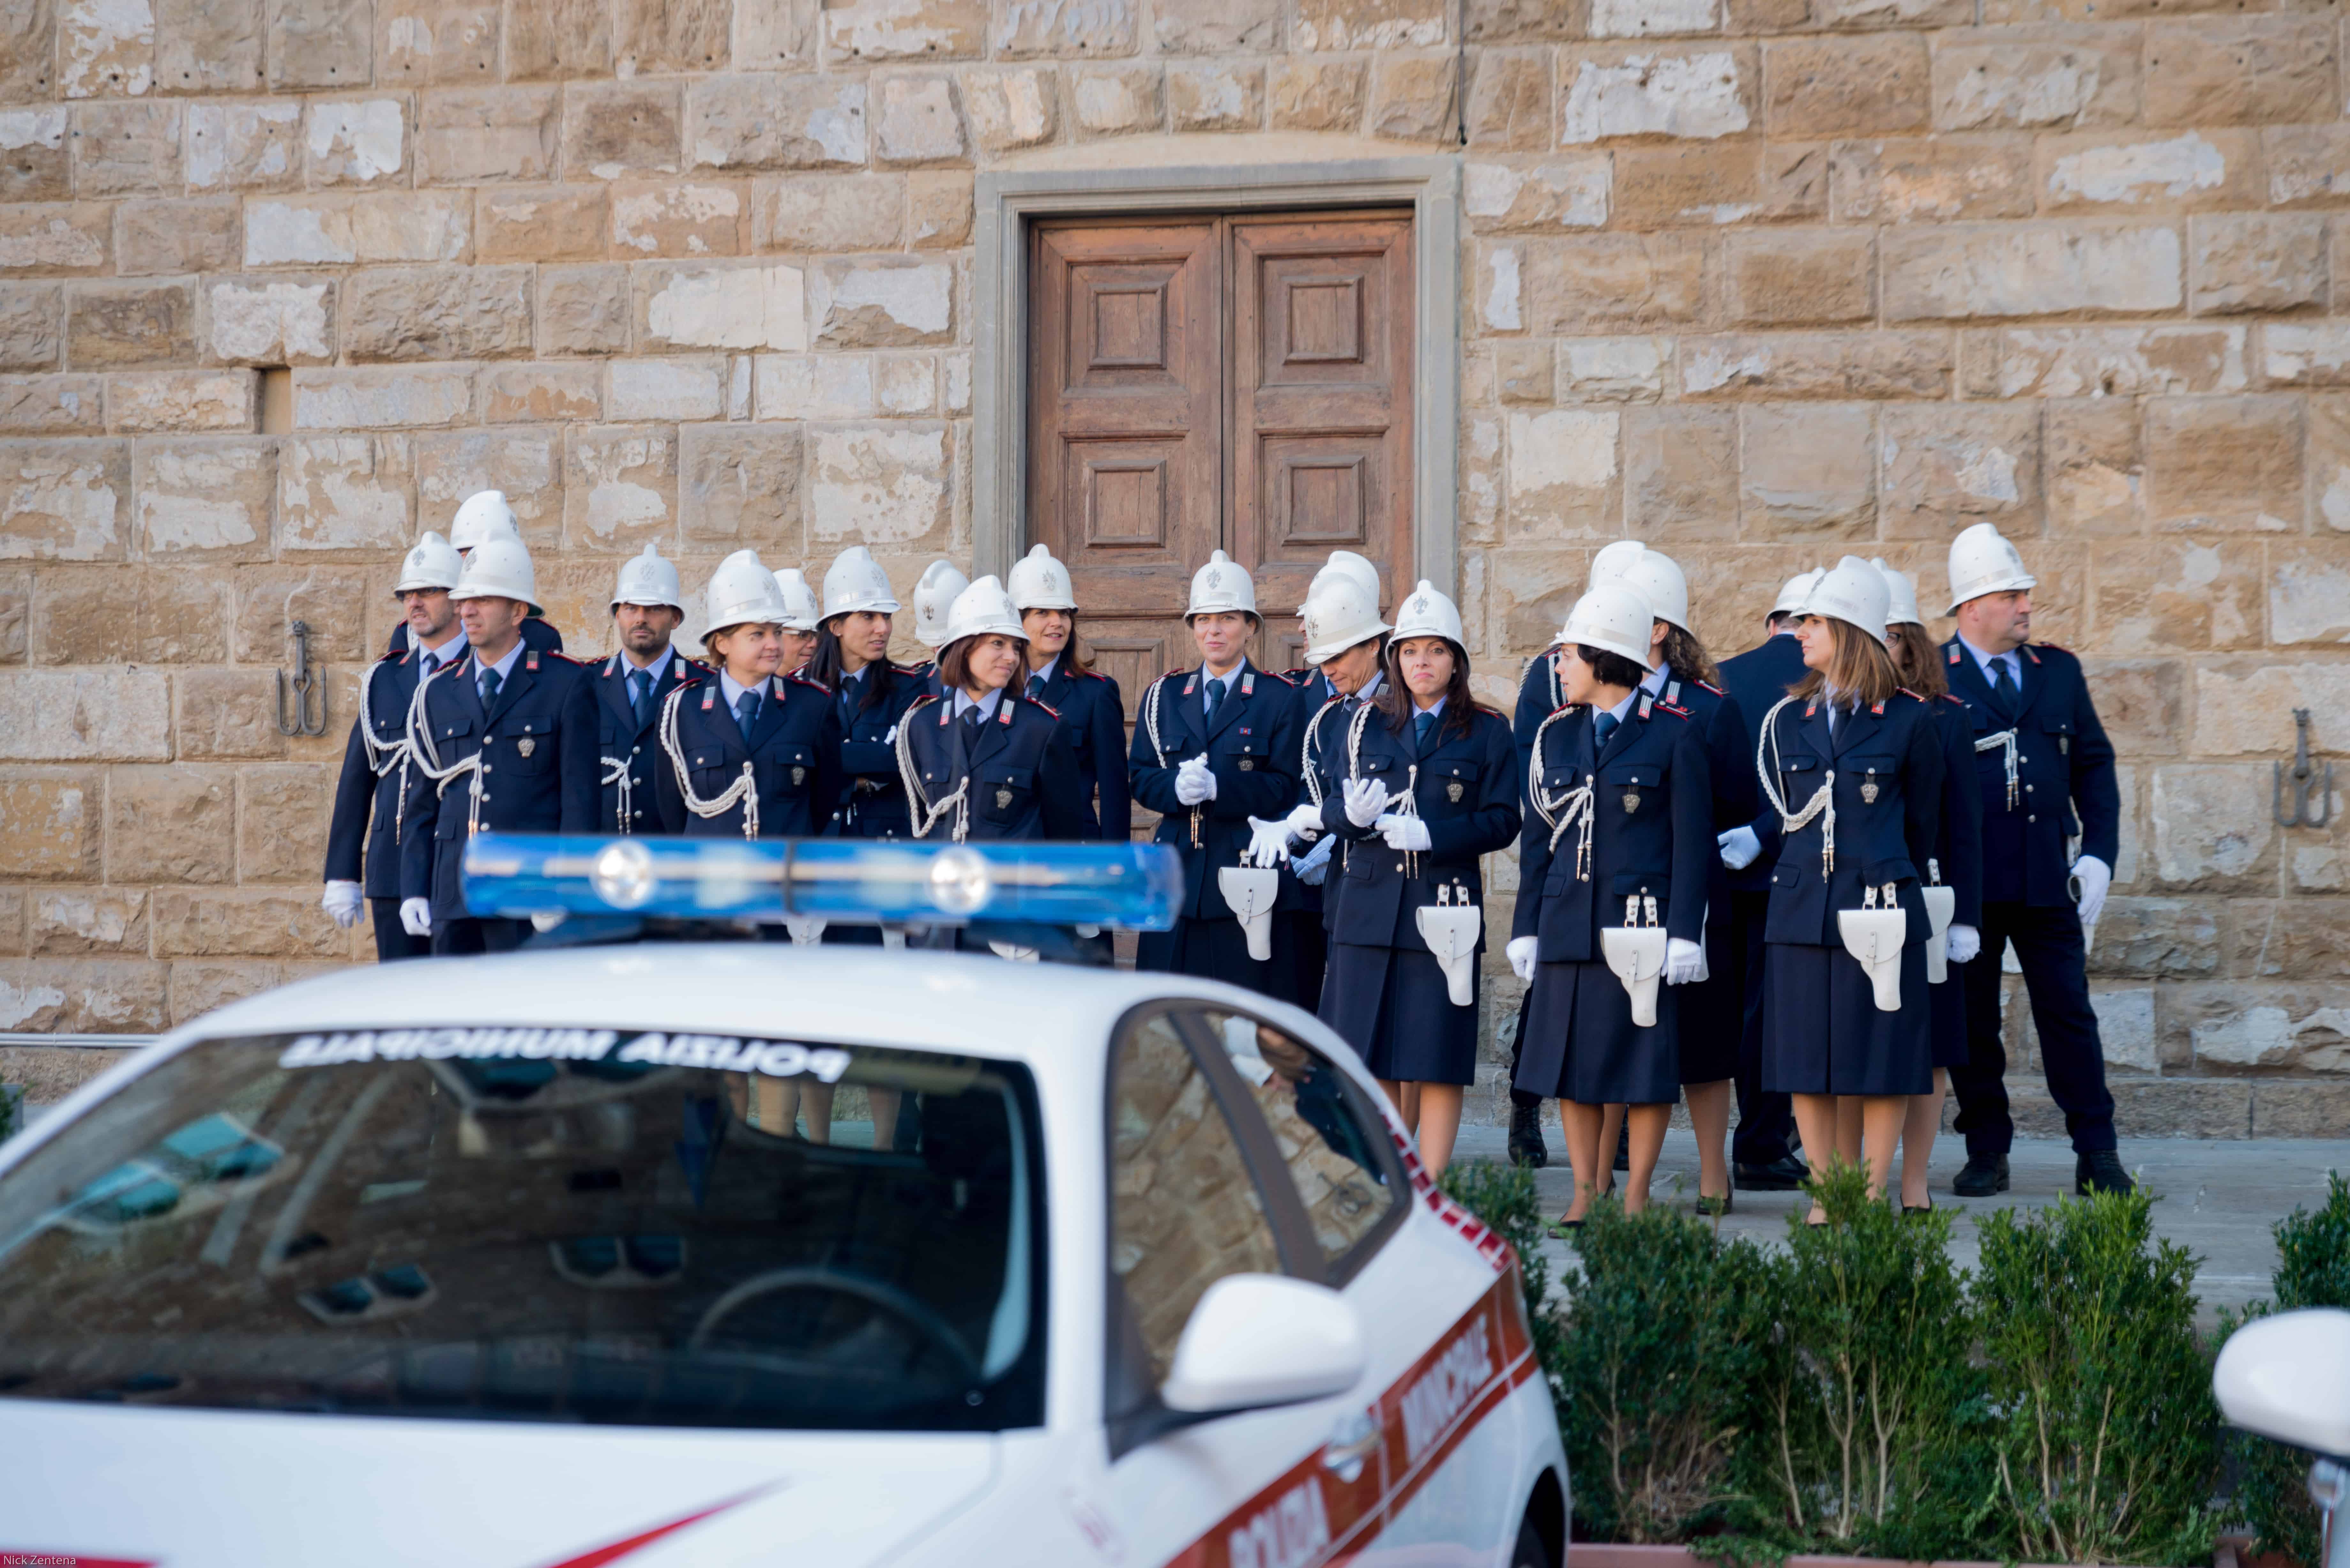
1953 1153 2010 1196
2076 1150 2134 1195
1507 1099 1548 1169
1733 1155 1808 1192
1613 1120 1631 1172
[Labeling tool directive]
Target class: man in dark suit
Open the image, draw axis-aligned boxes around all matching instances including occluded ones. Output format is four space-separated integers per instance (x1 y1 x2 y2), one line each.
594 544 699 835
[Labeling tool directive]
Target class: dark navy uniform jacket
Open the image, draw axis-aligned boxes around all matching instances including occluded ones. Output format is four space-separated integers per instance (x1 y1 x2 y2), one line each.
1940 637 2119 908
1714 632 1810 895
1925 692 1986 930
902 693 1089 842
1027 659 1129 840
324 647 436 899
400 646 602 923
830 662 928 840
1314 702 1518 950
390 615 561 657
1511 645 1564 795
654 671 843 840
1512 693 1712 961
1128 661 1304 920
1750 691 1946 948
593 651 702 835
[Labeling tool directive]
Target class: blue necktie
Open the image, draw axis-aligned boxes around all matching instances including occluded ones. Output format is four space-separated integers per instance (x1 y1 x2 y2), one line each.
1026 672 1045 701
1593 711 1618 748
735 688 760 742
1203 677 1225 725
629 668 652 728
478 666 502 707
1414 710 1436 752
1990 657 2019 720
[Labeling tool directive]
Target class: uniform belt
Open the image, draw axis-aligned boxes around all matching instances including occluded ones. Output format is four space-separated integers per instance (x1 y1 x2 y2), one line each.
1975 728 2020 810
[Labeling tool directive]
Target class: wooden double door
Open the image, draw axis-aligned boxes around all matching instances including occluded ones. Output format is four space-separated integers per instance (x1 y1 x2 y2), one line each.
1027 210 1416 717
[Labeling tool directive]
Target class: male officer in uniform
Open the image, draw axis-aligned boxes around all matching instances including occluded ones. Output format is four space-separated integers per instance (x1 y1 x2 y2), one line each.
385 491 564 658
398 535 600 955
595 544 698 835
321 531 469 961
1939 522 2129 1197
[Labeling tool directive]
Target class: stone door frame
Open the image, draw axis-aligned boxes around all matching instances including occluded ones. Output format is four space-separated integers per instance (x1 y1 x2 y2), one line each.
972 155 1462 591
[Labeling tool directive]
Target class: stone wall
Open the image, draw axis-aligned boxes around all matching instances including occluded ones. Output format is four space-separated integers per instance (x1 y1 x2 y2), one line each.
0 0 2343 1131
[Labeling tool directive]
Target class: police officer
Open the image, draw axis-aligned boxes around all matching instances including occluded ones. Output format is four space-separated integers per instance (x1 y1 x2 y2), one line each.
1938 523 2128 1197
398 536 600 954
813 546 926 849
385 491 563 658
1008 543 1130 841
773 568 822 677
321 531 469 961
594 544 698 836
1712 565 1823 1192
1282 550 1384 707
905 559 969 694
1130 551 1305 1001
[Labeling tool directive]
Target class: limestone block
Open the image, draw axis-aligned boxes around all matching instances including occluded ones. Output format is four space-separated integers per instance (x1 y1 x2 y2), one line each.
243 192 471 268
990 0 1135 56
1724 230 1873 326
232 761 330 884
1369 55 1459 143
115 199 241 279
0 204 110 274
1272 60 1368 133
1740 403 1876 536
755 353 878 418
207 276 337 365
1169 62 1265 132
2037 129 2252 216
1527 233 1707 333
2092 539 2262 653
134 436 273 562
340 265 534 364
477 185 607 262
1609 141 1825 228
1830 135 2034 224
1300 0 1443 49
607 357 725 422
1588 0 1717 38
304 97 405 187
616 0 729 73
375 0 499 82
611 183 748 258
175 667 284 759
1557 45 1753 144
1465 52 1552 152
1679 331 1953 401
823 0 984 60
1152 0 1279 53
414 426 562 541
2270 544 2350 645
2190 215 2326 316
1882 223 2180 321
414 85 558 184
293 367 474 430
0 437 127 560
964 68 1058 153
807 423 951 545
0 108 69 203
680 422 803 547
1972 325 2245 400
505 0 610 79
538 263 630 355
1479 242 1523 333
2254 1080 2350 1136
2227 900 2350 983
30 888 147 954
2307 397 2350 536
67 283 196 370
109 369 256 434
32 564 229 664
277 433 413 552
2194 663 2350 758
0 669 171 760
0 770 101 879
2144 395 2299 531
876 355 935 414
2044 397 2143 538
1814 0 1967 26
687 75 867 172
2086 898 2218 980
560 80 683 181
942 351 968 414
2186 991 2350 1071
1558 337 1668 402
565 425 677 547
2266 126 2350 209
907 171 972 248
169 959 289 1025
0 0 54 102
1764 36 1928 139
1070 65 1162 137
2089 986 2158 1072
2263 323 2350 390
185 100 301 191
757 174 903 252
476 362 601 423
1877 402 2040 539
0 573 19 663
266 0 371 90
1505 408 1617 539
812 256 953 348
1460 413 1501 541
0 959 168 1033
2081 656 2181 756
2145 18 2336 127
1623 404 1736 540
152 889 344 958
1930 26 2140 132
1495 342 1554 405
1487 546 1588 662
0 285 60 371
61 0 155 98
640 263 808 354
70 102 181 197
0 375 103 434
875 74 968 162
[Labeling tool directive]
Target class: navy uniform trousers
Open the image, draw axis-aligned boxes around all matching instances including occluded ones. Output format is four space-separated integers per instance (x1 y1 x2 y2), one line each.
324 647 436 962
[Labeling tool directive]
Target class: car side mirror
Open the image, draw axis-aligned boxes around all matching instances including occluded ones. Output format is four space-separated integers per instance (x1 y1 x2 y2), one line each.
1161 1274 1366 1415
2216 1308 2350 1458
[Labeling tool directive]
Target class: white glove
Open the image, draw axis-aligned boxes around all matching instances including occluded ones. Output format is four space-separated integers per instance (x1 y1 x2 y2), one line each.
322 880 364 929
1664 937 1704 985
1944 923 1981 965
2073 855 2111 928
1294 835 1335 886
1283 801 1324 842
1243 816 1293 868
1717 825 1761 871
1174 755 1215 806
1342 777 1389 829
399 897 432 938
987 940 1041 962
883 724 898 743
1376 813 1431 852
1506 935 1538 982
784 917 827 946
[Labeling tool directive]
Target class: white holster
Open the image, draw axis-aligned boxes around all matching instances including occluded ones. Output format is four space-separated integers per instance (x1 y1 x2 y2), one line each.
881 926 906 951
1218 866 1282 961
1598 897 1668 1028
1415 899 1482 1008
1920 885 1956 985
1838 883 1909 1012
785 917 828 947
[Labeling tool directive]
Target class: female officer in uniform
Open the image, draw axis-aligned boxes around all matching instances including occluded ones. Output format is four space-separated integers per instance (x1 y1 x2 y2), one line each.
1508 584 1710 1228
1310 581 1516 1179
772 567 821 678
1007 544 1130 842
1719 556 1946 1216
812 545 925 847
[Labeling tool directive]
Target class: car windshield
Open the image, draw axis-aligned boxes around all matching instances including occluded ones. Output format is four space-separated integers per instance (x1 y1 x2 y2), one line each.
0 1025 1046 1432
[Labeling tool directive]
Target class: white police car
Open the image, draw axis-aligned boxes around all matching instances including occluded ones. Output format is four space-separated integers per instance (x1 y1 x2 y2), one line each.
0 837 1567 1568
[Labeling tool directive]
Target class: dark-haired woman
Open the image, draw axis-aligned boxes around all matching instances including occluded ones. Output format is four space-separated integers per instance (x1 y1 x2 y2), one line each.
812 545 928 845
1719 556 1945 1215
1007 543 1130 842
1312 582 1517 1179
1510 584 1712 1226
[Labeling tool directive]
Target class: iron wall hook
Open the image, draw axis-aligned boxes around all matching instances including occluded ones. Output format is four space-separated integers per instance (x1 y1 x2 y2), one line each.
276 618 327 737
2274 708 2333 828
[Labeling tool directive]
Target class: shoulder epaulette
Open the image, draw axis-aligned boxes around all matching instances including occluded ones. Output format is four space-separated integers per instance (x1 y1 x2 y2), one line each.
1549 701 1582 717
1697 679 1725 696
1164 667 1187 680
1072 667 1110 683
1942 692 1966 705
895 659 934 677
2032 641 2067 657
379 647 405 663
786 673 831 694
1656 700 1692 718
1024 696 1061 719
541 651 580 666
1263 669 1300 688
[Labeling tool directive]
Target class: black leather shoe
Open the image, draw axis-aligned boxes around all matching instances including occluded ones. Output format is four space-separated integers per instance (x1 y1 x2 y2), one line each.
1733 1155 1808 1191
1613 1120 1631 1172
1953 1153 2010 1196
1507 1100 1548 1169
2076 1150 2134 1195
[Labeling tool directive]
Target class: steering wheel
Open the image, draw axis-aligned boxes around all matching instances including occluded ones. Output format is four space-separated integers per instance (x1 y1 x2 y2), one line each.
687 1266 981 1385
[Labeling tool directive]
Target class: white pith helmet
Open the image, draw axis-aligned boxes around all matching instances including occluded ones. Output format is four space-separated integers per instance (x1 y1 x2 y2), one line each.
940 574 1026 646
1186 550 1257 620
1873 557 1923 629
1007 543 1076 613
449 490 520 554
1772 566 1826 619
1945 521 2037 614
1804 555 1893 643
772 568 820 633
1588 539 1647 592
449 534 540 613
1299 574 1390 666
1304 549 1381 613
1610 548 1691 635
1390 579 1466 648
703 549 792 640
1559 583 1656 671
913 559 972 647
611 542 683 613
822 545 899 620
393 531 461 595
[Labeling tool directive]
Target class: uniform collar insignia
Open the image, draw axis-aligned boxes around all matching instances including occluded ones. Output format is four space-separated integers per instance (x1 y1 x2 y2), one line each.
525 649 540 671
1872 699 1886 714
2024 646 2042 664
1947 646 1961 665
1182 674 1196 696
701 685 716 710
998 700 1014 725
1638 692 1653 719
1240 671 1254 696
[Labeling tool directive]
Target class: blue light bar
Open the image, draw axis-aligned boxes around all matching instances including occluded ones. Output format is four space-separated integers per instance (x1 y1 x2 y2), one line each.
460 834 1184 931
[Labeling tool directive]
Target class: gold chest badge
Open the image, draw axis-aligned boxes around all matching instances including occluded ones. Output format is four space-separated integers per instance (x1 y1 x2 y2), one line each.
995 787 1014 810
516 736 535 758
1446 779 1464 803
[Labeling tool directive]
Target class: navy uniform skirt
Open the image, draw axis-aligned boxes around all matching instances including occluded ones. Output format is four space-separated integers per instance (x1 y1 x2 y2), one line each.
1514 960 1681 1106
1761 941 1932 1097
1319 942 1477 1086
1675 913 1741 1084
1138 916 1298 1007
1928 962 1968 1070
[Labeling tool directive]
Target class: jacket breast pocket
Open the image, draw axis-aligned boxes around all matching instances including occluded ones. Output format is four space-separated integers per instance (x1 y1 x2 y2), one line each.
2040 714 2076 758
1846 752 1898 803
1431 758 1480 808
434 714 476 744
1603 760 1663 818
770 744 815 793
686 744 734 789
506 718 552 773
977 763 1033 820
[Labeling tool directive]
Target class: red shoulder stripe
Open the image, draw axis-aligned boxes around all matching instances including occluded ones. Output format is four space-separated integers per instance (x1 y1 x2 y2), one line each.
1025 697 1061 719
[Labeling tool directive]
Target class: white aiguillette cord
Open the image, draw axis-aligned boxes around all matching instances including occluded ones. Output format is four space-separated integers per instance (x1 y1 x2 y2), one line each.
1757 695 1835 877
894 696 971 843
403 659 487 838
1526 706 1596 880
599 656 640 835
1144 675 1201 848
1975 727 2020 810
359 659 416 842
1345 701 1421 878
1300 695 1343 809
659 682 762 841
